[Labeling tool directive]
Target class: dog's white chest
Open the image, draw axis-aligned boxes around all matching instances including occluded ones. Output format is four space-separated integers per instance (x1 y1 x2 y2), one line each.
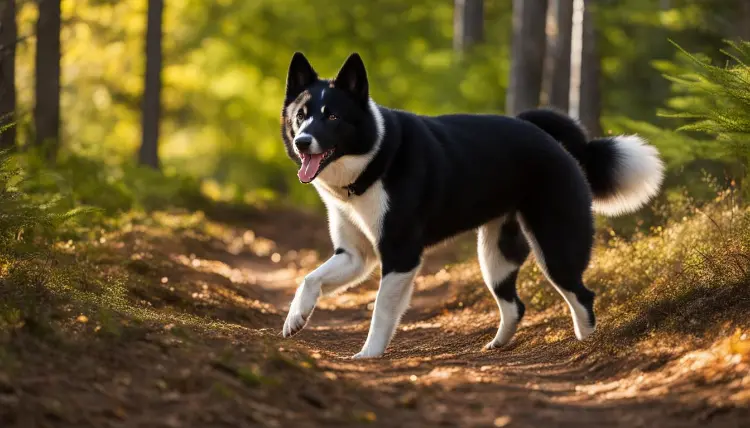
316 180 389 248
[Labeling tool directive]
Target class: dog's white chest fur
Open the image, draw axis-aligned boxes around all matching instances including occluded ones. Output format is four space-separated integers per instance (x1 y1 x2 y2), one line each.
314 180 389 250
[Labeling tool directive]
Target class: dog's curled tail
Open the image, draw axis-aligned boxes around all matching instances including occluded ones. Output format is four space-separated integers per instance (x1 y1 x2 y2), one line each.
518 108 665 217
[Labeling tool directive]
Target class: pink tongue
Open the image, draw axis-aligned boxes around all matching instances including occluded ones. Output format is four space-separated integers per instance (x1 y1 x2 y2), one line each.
298 153 323 183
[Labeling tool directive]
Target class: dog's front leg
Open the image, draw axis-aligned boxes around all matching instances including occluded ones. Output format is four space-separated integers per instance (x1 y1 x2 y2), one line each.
282 246 375 338
352 242 423 359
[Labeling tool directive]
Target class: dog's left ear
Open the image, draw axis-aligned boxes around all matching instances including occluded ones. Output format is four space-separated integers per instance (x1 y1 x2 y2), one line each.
333 53 369 104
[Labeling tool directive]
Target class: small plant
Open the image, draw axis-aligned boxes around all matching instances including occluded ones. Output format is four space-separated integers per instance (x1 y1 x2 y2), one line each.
0 149 90 258
0 140 95 339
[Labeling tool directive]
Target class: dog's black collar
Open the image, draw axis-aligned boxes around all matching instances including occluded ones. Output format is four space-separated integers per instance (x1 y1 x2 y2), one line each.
342 148 392 196
343 174 375 197
341 109 399 198
344 184 358 197
342 140 397 197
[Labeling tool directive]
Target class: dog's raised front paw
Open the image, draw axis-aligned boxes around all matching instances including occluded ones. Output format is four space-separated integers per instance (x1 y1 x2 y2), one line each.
282 311 309 338
281 280 320 338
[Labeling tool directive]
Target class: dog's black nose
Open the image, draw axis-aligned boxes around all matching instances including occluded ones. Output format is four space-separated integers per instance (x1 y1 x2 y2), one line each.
294 135 312 152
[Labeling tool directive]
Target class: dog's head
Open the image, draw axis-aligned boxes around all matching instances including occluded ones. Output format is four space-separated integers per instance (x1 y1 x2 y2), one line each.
280 52 380 184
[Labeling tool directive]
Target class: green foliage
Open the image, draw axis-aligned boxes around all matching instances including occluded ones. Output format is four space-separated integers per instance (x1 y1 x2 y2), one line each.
0 144 93 341
0 119 13 134
596 35 750 232
0 150 88 258
596 0 734 126
16 150 208 216
659 40 750 163
0 135 209 341
5 0 747 222
7 0 746 210
12 0 516 208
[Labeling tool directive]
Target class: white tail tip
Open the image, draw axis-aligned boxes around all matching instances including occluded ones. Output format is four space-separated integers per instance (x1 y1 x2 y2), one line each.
592 135 665 216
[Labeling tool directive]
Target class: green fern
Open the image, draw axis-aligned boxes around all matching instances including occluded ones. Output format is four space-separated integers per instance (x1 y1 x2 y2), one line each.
0 149 93 259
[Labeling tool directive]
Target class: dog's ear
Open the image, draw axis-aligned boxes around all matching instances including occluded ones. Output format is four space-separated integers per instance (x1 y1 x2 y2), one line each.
333 53 369 104
286 52 318 97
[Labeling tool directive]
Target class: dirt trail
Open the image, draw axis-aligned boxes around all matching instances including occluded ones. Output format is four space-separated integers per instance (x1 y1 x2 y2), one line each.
2 207 749 428
206 208 749 427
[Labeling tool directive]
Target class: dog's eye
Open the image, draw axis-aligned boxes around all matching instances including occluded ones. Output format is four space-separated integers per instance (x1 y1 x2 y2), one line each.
327 114 339 121
296 111 305 121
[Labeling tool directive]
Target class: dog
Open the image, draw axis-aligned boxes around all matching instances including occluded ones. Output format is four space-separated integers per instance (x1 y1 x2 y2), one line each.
279 52 664 359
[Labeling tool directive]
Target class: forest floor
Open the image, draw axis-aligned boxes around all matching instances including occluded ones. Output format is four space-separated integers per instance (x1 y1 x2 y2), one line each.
1 205 749 428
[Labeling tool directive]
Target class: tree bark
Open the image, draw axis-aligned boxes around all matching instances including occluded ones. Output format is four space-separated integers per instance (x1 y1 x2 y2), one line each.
738 0 750 41
0 0 16 150
139 0 163 170
453 0 484 55
506 0 548 115
544 0 573 111
34 0 61 160
578 0 602 137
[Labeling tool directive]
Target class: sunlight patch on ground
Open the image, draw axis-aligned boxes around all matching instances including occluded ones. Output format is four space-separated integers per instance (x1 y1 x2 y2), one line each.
569 330 750 405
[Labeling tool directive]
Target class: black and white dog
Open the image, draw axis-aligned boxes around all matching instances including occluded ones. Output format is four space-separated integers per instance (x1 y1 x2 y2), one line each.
279 52 664 359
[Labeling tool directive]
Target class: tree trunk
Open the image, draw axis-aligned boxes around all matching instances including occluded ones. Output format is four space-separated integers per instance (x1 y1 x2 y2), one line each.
139 0 163 170
506 0 548 115
544 0 573 111
0 0 16 150
453 0 484 55
738 0 750 41
578 0 602 137
34 0 61 160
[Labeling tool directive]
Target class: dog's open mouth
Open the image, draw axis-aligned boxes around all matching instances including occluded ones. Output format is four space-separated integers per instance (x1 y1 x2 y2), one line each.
298 148 335 183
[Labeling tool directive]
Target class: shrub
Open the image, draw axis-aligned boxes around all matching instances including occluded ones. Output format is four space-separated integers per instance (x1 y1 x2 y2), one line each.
659 40 750 191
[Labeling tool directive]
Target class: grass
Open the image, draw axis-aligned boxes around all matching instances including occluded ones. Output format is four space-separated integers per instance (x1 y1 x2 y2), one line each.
586 183 750 342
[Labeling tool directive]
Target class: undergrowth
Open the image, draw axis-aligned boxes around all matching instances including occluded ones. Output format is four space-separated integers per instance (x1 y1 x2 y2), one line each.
503 179 750 348
0 149 89 342
0 148 214 349
17 150 209 217
660 40 750 157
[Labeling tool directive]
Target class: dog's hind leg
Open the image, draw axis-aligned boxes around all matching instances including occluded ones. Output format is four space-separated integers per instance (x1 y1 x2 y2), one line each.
516 209 597 341
478 215 531 349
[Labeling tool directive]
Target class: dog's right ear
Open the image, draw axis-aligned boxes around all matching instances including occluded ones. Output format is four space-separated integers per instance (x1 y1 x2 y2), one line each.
285 52 318 97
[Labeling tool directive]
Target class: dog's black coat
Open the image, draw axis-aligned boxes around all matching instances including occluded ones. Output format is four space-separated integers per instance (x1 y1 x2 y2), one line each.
281 53 663 344
372 110 595 280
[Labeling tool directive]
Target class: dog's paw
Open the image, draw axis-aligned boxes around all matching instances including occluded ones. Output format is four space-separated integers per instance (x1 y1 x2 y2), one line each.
282 311 309 338
281 281 320 338
574 322 596 341
484 324 517 350
484 339 507 350
351 345 385 359
351 351 382 359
